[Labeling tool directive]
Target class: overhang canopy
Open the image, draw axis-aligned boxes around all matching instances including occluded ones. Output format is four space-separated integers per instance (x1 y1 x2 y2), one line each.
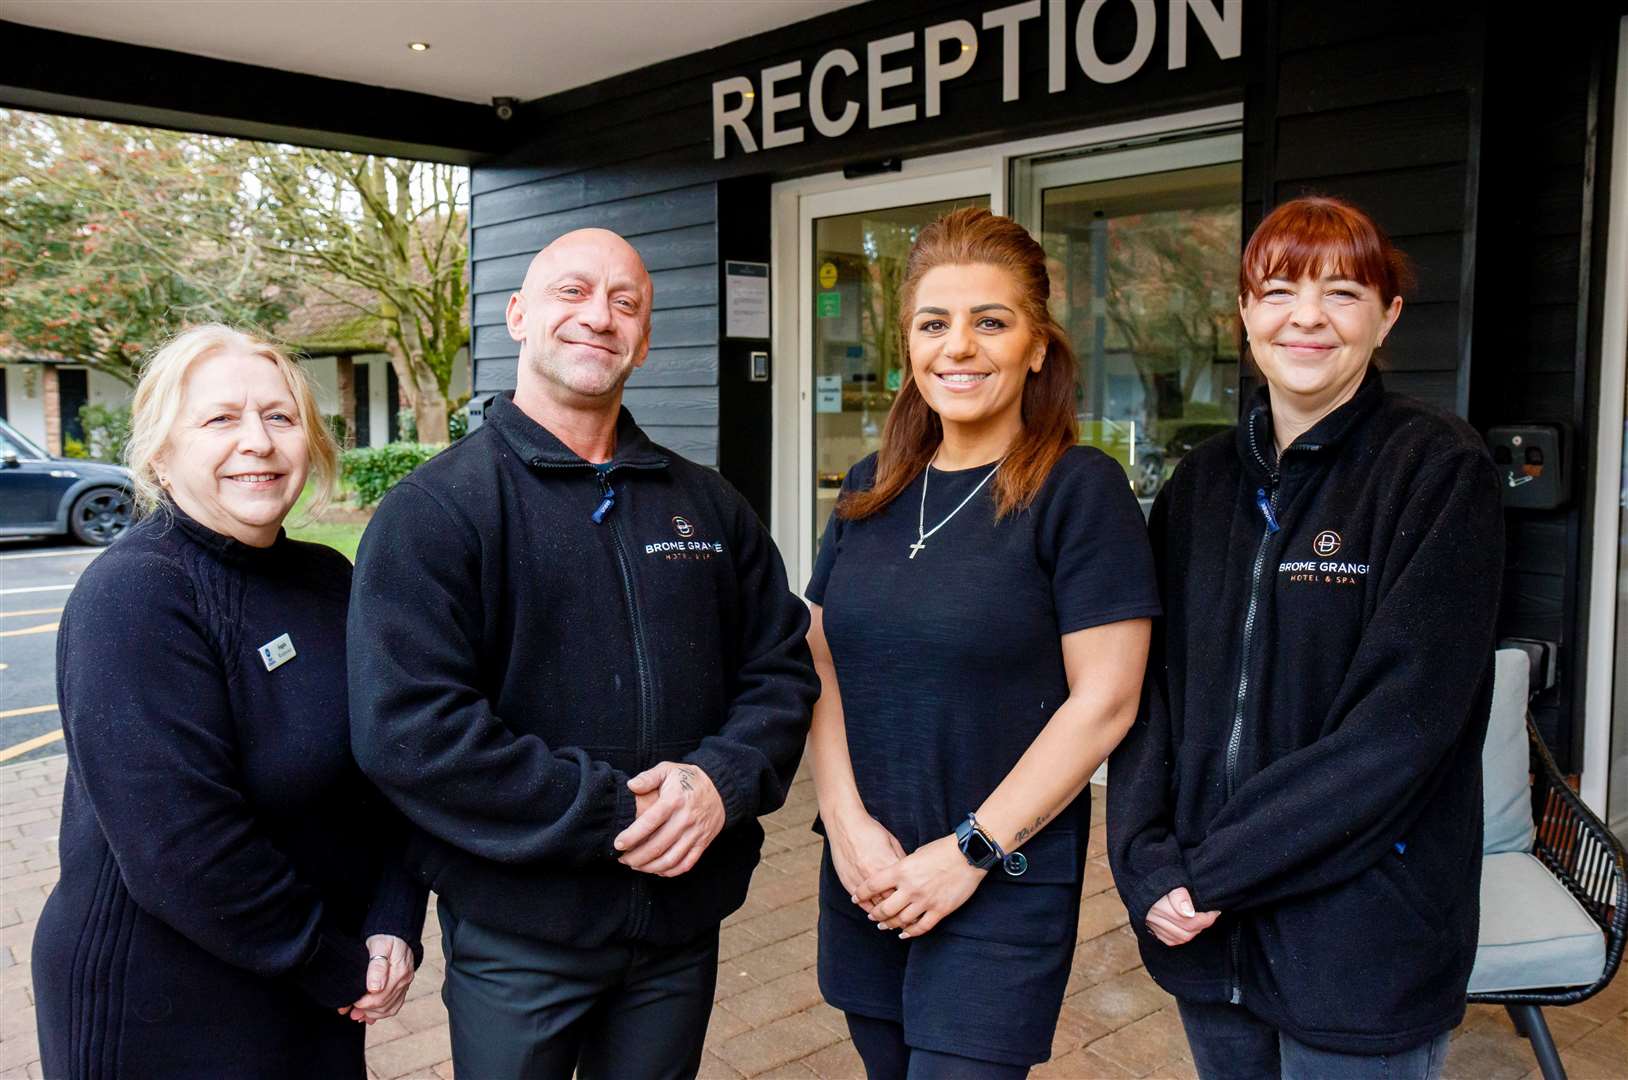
0 1 863 160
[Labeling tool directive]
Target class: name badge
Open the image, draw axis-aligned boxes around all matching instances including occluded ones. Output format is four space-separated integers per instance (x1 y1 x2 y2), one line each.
258 633 296 672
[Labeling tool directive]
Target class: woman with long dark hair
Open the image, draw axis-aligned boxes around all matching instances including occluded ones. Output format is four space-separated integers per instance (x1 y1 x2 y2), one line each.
804 207 1161 1076
1109 197 1503 1079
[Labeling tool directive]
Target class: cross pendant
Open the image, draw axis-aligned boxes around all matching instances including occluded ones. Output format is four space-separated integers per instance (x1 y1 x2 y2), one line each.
908 540 926 559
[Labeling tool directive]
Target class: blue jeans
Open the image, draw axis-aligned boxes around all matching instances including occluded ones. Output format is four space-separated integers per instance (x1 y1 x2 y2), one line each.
1176 1000 1450 1080
438 899 719 1080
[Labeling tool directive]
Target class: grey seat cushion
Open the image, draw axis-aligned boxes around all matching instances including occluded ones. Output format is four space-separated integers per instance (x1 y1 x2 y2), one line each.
1469 851 1606 994
1482 649 1536 855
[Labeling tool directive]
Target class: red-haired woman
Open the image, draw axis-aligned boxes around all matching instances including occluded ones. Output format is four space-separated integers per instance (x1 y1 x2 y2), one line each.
805 207 1160 1076
1108 196 1502 1079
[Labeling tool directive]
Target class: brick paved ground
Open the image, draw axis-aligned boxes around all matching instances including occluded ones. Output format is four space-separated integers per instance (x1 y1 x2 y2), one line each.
2 754 1625 1079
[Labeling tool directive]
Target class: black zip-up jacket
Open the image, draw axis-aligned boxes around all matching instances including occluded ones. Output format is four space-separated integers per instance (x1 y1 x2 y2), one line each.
348 392 819 948
1108 372 1503 1054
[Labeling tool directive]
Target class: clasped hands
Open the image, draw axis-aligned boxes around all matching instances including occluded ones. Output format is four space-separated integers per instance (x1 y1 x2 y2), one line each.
613 761 725 877
337 933 414 1024
1145 887 1220 947
829 813 984 941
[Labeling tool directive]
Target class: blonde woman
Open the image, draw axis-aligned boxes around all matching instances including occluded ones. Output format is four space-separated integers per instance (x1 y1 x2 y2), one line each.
32 326 426 1079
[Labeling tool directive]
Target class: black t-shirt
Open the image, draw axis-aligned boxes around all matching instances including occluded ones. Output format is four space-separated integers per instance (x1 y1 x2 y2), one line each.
807 447 1161 869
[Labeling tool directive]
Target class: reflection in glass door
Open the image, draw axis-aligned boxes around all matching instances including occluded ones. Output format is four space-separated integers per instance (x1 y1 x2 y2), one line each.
811 195 988 547
1017 137 1243 502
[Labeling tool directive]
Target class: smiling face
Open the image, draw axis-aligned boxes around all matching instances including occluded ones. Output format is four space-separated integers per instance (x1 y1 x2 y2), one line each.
507 229 652 405
1240 271 1402 414
157 349 309 546
907 263 1045 440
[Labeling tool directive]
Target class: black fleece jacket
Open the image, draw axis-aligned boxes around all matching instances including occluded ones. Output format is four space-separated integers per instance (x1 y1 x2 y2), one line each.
348 393 818 948
1108 372 1503 1054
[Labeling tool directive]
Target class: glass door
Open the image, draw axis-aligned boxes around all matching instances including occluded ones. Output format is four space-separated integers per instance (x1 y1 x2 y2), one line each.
1014 135 1244 504
810 195 989 548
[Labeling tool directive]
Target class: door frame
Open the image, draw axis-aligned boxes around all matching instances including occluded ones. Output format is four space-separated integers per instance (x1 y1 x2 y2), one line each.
768 103 1244 588
1580 16 1628 822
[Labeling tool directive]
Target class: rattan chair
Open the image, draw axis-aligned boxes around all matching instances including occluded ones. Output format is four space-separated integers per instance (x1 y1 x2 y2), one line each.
1467 650 1626 1080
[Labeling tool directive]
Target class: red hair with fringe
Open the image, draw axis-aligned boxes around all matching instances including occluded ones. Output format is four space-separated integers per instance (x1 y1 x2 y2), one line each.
1240 196 1414 303
838 207 1078 522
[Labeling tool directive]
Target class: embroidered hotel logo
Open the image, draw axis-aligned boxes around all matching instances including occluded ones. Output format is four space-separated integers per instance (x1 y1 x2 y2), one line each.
647 515 722 561
1281 528 1368 587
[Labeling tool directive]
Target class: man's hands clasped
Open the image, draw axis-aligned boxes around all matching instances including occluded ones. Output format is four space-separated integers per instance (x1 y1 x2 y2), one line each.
614 762 725 877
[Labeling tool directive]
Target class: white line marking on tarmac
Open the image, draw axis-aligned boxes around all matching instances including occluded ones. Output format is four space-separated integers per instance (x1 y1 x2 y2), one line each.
0 548 100 561
0 622 58 638
0 728 64 762
0 585 74 595
0 704 58 720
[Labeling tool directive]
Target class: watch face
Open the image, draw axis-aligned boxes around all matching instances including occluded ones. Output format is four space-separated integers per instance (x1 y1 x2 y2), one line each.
962 830 996 866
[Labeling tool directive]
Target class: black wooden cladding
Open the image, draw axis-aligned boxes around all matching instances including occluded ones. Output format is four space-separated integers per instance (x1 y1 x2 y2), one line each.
1249 5 1482 418
472 185 716 261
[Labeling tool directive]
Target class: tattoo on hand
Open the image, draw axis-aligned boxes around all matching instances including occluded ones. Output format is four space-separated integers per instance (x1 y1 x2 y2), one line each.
678 768 695 792
1013 813 1049 845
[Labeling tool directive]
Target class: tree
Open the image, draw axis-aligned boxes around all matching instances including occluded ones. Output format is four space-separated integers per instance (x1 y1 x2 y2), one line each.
0 111 470 441
1102 208 1240 416
0 110 295 384
227 146 468 443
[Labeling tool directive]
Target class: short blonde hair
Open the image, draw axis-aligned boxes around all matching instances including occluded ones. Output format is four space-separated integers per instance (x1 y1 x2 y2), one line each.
126 324 339 517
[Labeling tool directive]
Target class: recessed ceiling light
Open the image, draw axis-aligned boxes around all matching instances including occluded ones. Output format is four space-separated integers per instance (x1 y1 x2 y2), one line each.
407 41 430 52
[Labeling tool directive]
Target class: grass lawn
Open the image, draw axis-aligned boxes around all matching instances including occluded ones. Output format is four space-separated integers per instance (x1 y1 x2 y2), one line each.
284 482 369 562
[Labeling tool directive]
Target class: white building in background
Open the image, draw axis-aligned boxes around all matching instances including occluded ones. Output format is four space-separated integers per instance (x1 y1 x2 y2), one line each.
0 292 469 456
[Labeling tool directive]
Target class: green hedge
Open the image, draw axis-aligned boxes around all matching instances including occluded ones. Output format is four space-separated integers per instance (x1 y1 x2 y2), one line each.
341 442 441 506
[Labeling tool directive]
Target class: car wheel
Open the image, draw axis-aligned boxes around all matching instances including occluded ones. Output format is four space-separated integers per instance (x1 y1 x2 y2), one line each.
69 487 134 546
1134 455 1164 497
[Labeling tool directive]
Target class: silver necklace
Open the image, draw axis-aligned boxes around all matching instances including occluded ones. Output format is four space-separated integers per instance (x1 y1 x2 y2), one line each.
910 455 1005 559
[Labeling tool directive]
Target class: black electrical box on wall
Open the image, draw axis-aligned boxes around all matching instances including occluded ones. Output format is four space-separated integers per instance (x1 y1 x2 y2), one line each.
1486 425 1569 510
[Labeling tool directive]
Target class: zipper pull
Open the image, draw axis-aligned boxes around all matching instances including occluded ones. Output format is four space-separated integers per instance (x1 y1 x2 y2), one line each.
1255 487 1280 534
592 473 616 524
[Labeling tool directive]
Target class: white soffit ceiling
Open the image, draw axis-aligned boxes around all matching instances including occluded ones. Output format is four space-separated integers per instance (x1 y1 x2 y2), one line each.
0 0 868 105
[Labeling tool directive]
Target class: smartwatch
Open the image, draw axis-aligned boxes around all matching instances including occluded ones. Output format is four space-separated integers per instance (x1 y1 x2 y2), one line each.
955 813 1029 877
955 813 1002 871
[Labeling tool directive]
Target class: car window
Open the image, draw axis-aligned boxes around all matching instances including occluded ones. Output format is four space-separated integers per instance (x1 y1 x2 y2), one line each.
0 423 46 460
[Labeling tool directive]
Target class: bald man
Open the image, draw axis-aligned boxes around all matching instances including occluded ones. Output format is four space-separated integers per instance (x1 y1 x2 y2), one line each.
349 229 818 1079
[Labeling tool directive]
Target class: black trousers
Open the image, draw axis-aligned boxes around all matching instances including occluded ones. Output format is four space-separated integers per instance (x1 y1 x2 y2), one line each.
438 900 719 1080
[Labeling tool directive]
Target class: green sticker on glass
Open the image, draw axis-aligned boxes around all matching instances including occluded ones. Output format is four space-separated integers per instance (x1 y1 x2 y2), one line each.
817 291 842 318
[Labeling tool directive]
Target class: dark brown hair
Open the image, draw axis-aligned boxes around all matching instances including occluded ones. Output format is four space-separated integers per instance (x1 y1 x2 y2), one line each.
838 207 1078 521
1240 195 1414 303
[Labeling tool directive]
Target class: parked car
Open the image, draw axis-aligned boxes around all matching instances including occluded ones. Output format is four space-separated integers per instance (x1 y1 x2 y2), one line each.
0 418 135 546
1164 421 1235 464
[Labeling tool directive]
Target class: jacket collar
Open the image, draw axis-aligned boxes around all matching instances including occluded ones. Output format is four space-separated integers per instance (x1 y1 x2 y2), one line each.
485 391 669 471
1237 366 1386 480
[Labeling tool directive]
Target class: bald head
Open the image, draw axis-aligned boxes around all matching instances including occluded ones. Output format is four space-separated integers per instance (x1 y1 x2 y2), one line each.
506 227 654 409
521 228 651 307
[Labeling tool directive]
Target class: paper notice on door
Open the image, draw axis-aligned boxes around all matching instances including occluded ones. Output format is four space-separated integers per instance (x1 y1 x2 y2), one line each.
816 374 843 413
725 261 769 338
